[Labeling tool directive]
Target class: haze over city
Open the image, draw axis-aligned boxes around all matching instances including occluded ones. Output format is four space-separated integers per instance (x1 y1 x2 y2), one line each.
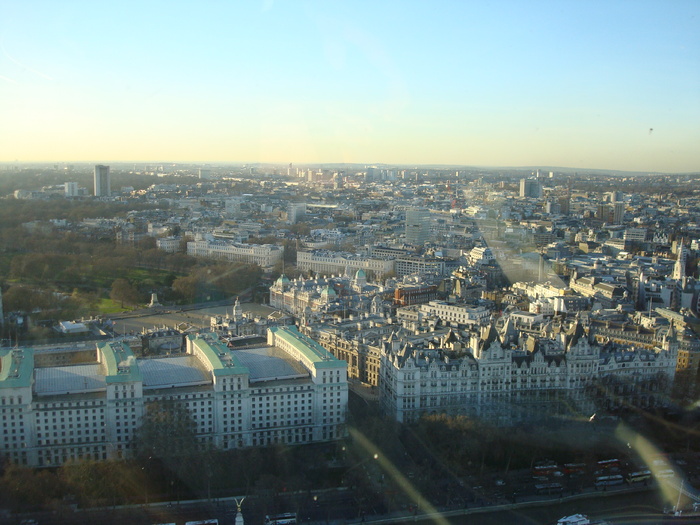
1 1 698 172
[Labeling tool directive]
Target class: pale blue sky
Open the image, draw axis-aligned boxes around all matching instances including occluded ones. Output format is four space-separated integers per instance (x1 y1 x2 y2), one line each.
0 1 698 172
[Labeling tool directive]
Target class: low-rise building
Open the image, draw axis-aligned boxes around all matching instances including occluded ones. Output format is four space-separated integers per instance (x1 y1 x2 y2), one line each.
418 301 491 327
394 255 447 277
187 239 283 267
394 283 439 306
156 236 181 253
269 272 391 318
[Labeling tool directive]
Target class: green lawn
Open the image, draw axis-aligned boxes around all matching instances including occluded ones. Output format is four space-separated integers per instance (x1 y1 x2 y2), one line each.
97 298 132 314
126 267 175 286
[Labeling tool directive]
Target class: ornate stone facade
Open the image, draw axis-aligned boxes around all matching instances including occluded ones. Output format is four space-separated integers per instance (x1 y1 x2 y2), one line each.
379 319 677 424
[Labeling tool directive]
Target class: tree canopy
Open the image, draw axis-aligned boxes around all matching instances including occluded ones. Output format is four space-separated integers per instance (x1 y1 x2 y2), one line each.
110 278 141 307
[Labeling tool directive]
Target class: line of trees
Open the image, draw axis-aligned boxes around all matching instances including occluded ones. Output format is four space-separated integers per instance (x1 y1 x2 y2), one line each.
4 233 196 286
0 400 329 513
0 198 158 229
170 263 262 303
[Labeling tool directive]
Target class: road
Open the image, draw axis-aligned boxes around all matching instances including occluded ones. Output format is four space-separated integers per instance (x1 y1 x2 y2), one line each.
109 301 280 335
356 487 674 525
3 487 676 525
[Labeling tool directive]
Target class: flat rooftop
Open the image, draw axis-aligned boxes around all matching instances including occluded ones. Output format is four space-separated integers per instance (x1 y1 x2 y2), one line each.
140 356 210 389
233 347 308 383
35 364 106 396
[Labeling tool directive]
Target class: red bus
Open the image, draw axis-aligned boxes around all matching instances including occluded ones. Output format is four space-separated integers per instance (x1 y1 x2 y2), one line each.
532 461 558 477
563 463 586 474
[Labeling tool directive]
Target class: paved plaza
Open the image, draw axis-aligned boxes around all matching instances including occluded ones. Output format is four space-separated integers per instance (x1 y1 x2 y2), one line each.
109 301 280 335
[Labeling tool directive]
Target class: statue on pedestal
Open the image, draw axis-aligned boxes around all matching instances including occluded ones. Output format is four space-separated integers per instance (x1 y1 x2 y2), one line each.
234 497 245 525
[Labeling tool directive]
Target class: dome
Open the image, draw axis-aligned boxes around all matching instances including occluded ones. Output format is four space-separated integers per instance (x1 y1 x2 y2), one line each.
320 285 337 298
276 274 291 286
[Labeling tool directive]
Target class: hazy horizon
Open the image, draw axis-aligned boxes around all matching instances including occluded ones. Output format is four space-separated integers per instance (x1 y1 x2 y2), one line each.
1 1 698 172
2 159 699 176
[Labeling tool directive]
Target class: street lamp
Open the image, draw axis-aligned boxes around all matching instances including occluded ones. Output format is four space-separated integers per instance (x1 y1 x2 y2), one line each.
311 494 319 522
343 453 379 484
342 453 380 519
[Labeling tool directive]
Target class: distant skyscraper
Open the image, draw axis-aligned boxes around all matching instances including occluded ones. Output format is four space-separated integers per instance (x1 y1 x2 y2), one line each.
64 182 79 197
545 200 560 214
558 196 570 215
609 191 624 203
93 165 110 197
288 202 306 224
613 202 625 225
405 208 431 246
198 168 212 180
519 178 542 198
366 167 379 181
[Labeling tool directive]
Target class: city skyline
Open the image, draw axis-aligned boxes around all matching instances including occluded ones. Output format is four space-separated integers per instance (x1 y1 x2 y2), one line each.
1 1 698 173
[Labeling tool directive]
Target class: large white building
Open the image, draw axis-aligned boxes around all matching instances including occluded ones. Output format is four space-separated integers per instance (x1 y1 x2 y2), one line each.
187 239 283 268
467 245 496 267
297 250 394 279
417 301 491 327
156 236 181 253
0 327 347 467
380 320 678 424
394 256 447 277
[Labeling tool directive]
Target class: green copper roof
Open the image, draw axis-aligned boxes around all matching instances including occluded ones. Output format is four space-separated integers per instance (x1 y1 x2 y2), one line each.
269 326 346 370
320 285 337 297
187 334 250 376
98 341 143 384
0 348 34 389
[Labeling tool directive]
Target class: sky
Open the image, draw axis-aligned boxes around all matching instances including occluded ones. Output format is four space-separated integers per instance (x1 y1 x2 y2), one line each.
0 1 698 172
